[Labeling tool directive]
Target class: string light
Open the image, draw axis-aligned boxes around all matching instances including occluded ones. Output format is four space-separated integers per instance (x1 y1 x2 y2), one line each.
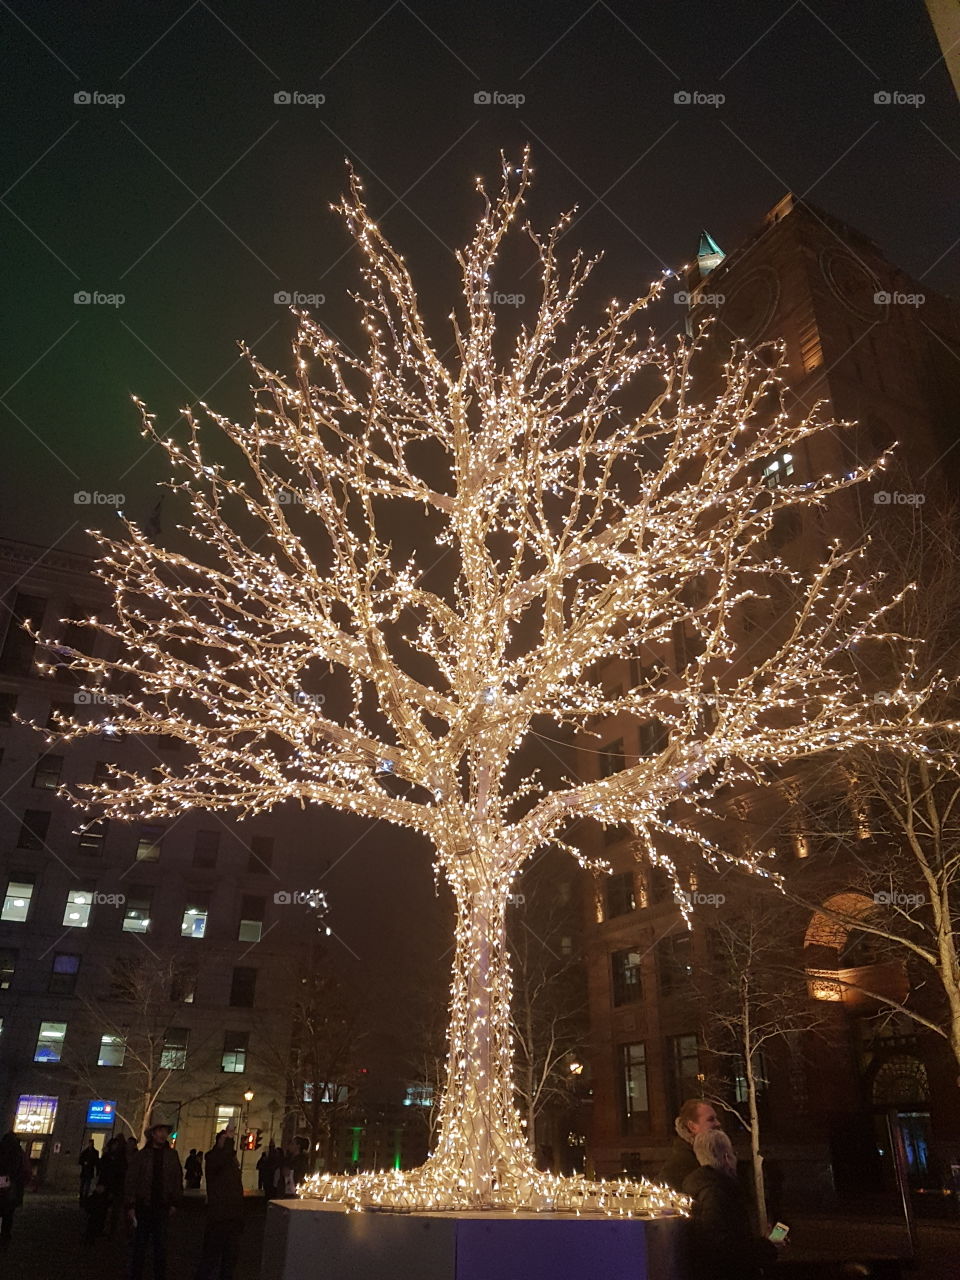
37 149 954 1214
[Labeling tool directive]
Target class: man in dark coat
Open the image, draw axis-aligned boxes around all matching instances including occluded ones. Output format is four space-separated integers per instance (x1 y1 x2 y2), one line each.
659 1099 722 1191
683 1130 778 1280
125 1122 183 1280
195 1131 244 1280
78 1138 100 1197
0 1132 28 1248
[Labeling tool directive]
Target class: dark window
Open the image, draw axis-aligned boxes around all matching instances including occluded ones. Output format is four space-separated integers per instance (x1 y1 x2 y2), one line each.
646 864 671 906
92 761 113 786
658 933 694 997
611 948 644 1006
78 818 108 855
136 825 163 862
49 952 81 995
170 967 197 1004
221 1031 248 1073
18 809 51 850
604 871 636 919
160 1027 189 1070
0 592 45 675
599 738 625 779
229 967 257 1008
666 1033 701 1116
638 720 668 757
619 1042 650 1134
603 823 630 846
31 754 64 791
238 896 265 943
0 948 17 990
192 830 220 869
0 691 18 724
247 835 274 873
53 613 88 683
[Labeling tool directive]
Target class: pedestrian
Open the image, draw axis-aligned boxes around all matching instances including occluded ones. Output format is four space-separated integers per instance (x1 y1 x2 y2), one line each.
184 1149 203 1191
0 1132 27 1249
79 1137 100 1198
98 1134 128 1236
124 1121 183 1280
682 1129 779 1280
260 1142 280 1201
195 1131 244 1280
658 1099 722 1191
81 1183 109 1243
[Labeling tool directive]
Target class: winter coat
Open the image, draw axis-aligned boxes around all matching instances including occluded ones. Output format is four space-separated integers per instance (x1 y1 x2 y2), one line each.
659 1135 699 1191
682 1165 777 1280
203 1143 244 1223
124 1143 183 1209
0 1135 26 1209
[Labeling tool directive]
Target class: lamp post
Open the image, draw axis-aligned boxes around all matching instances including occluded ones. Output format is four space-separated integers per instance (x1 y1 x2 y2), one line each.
240 1090 255 1180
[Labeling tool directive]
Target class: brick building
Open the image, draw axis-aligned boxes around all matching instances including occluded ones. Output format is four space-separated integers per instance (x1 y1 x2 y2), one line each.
580 194 960 1207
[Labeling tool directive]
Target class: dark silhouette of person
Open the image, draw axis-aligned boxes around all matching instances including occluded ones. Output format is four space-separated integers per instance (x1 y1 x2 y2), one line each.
0 1132 28 1249
124 1122 183 1280
195 1132 244 1280
683 1130 778 1280
98 1135 128 1236
79 1138 100 1198
184 1149 203 1191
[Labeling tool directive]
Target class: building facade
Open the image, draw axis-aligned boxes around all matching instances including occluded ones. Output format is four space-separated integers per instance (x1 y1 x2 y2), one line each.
0 537 327 1188
580 194 960 1208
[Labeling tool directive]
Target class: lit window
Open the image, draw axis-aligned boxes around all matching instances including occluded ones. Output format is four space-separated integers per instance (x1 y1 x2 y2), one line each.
160 1027 189 1070
31 755 63 791
18 809 51 850
213 1104 240 1145
122 895 151 933
49 953 81 995
181 901 208 938
34 1021 67 1063
238 895 265 943
1 881 33 923
0 948 17 989
62 889 92 928
98 1033 125 1068
761 452 795 489
402 1084 433 1108
135 825 163 862
15 1095 58 1134
221 1031 248 1073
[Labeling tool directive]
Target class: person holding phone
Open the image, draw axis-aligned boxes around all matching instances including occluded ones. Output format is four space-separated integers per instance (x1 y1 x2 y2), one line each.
683 1130 779 1279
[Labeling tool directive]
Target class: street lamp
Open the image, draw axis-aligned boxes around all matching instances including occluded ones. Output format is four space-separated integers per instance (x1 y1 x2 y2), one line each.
240 1091 255 1177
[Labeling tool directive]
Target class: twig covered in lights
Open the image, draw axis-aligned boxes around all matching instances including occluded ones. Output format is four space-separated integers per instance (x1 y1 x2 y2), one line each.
38 151 954 1213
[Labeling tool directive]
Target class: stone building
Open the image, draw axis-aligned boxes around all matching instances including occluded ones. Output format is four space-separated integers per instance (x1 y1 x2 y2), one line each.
580 193 960 1207
0 536 326 1188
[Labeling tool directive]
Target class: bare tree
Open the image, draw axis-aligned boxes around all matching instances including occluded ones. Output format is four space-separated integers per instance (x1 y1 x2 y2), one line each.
695 890 830 1227
39 153 952 1210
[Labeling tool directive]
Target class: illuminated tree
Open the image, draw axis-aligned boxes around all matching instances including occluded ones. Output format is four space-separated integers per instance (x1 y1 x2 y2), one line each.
40 153 951 1212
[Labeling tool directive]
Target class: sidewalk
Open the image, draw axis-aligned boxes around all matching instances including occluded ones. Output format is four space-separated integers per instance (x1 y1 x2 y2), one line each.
783 1212 960 1280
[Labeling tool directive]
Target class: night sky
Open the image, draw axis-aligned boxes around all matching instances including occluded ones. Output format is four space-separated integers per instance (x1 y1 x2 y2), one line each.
2 1 958 1058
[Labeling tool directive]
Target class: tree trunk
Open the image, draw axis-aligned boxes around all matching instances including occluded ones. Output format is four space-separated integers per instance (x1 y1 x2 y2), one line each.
745 1054 767 1229
427 873 531 1202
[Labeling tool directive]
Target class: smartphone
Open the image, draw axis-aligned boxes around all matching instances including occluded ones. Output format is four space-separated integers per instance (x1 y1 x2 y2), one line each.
768 1222 790 1243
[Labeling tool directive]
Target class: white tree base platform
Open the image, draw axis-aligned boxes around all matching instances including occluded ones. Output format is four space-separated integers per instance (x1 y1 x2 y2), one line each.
261 1199 689 1280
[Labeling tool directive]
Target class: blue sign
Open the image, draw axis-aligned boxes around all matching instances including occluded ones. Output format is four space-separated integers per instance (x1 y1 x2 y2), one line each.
86 1100 116 1126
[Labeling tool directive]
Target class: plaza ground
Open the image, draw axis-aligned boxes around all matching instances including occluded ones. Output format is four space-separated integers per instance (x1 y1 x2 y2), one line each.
2 1194 959 1279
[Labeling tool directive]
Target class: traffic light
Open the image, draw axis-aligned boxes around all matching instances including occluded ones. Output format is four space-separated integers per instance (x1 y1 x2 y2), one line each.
242 1130 257 1150
254 1129 263 1149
